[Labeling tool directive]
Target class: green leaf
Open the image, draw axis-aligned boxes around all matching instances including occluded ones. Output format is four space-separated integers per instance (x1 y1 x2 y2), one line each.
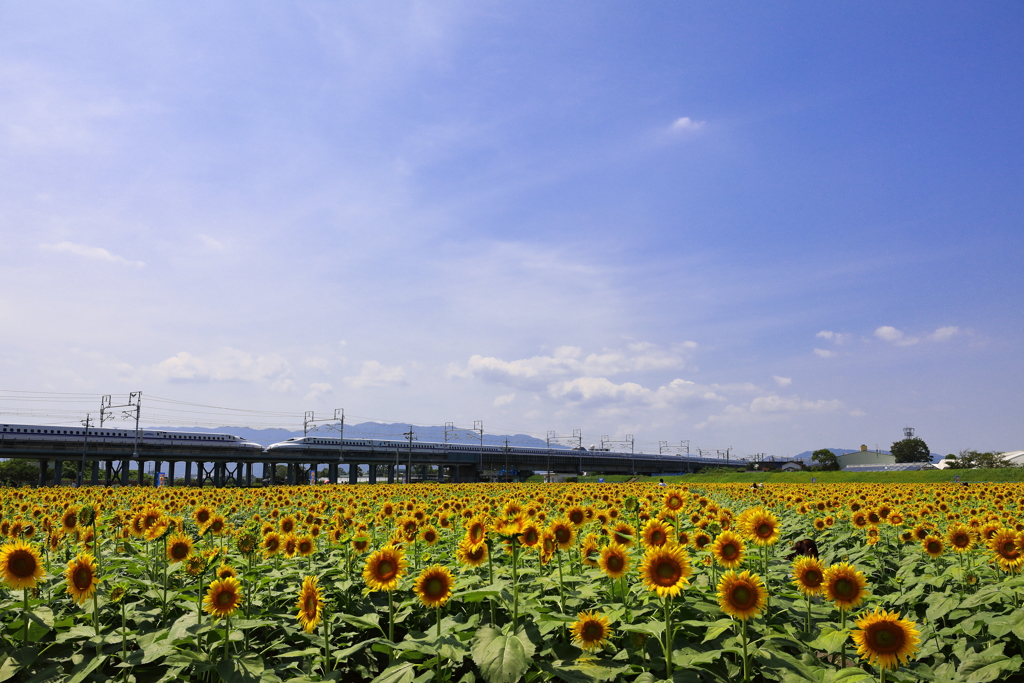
340 613 381 631
472 626 533 683
925 594 959 622
809 627 847 654
0 647 38 683
65 655 108 683
217 654 265 683
826 669 874 682
959 653 1023 683
372 662 417 683
619 622 666 638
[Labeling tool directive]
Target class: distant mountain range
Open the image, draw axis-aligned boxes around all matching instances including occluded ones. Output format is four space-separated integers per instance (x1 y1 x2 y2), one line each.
147 422 551 449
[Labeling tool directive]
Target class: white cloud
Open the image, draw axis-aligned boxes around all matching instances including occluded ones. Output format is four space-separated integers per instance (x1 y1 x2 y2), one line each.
493 392 515 407
199 235 226 251
773 375 792 387
671 116 706 131
816 330 850 344
928 326 959 342
697 394 843 428
271 378 296 393
40 241 144 267
813 348 835 358
448 343 690 385
345 360 406 389
874 326 920 346
304 382 333 402
151 348 291 382
303 357 330 370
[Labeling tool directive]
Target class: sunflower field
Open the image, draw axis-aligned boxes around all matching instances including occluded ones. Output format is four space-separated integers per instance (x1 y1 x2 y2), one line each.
1 481 1024 683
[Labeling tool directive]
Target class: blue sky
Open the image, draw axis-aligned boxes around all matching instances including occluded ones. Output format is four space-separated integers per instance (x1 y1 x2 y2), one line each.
1 3 1021 457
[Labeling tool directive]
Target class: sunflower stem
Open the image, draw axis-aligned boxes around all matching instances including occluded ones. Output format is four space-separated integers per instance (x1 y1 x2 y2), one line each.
741 618 750 683
805 593 811 634
435 606 442 682
840 607 847 668
22 588 29 647
511 540 520 632
556 548 566 616
388 590 395 663
224 615 230 660
663 596 673 677
486 544 497 626
323 606 331 674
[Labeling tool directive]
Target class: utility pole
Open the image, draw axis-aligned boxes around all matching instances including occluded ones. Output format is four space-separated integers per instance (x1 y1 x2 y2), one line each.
77 414 92 487
446 420 484 483
99 391 141 458
546 429 582 483
503 437 511 482
404 426 416 484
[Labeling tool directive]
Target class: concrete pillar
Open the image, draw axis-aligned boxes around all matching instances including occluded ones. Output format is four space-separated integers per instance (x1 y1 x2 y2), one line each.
38 460 47 487
213 463 222 488
348 464 358 485
368 464 377 485
91 460 99 485
168 461 176 487
137 460 145 486
287 463 295 485
328 463 338 484
387 464 395 484
105 461 113 485
121 460 130 486
185 461 192 486
152 461 161 487
268 462 276 486
54 459 63 486
245 462 253 487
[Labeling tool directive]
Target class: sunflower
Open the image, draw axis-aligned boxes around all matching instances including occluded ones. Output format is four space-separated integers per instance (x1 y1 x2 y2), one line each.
352 534 371 554
823 562 869 610
550 519 575 550
185 553 206 577
851 608 921 670
216 563 238 580
279 514 297 535
711 531 745 569
166 533 193 563
570 610 611 652
0 539 44 589
639 543 692 598
989 528 1024 572
283 534 299 558
203 576 243 620
693 531 712 551
641 519 673 549
663 489 686 513
792 556 826 596
946 524 974 553
194 505 213 528
262 532 282 558
717 570 766 621
206 515 226 536
455 538 488 567
295 575 324 633
64 553 99 604
61 507 79 533
539 532 556 565
519 523 541 549
742 508 780 547
922 535 944 558
415 564 454 608
464 516 487 546
296 535 316 557
363 545 407 592
598 544 630 579
580 533 600 567
567 506 587 527
611 521 636 547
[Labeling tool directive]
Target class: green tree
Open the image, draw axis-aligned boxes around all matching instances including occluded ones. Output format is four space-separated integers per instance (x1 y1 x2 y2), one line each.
947 449 1014 469
811 449 840 471
891 437 931 463
0 459 39 485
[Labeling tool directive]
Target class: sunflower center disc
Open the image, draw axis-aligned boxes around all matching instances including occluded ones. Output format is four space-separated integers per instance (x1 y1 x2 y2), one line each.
656 561 676 579
733 586 751 606
723 545 736 558
75 568 90 588
217 591 233 606
379 560 393 576
758 524 770 536
427 578 443 596
835 579 853 597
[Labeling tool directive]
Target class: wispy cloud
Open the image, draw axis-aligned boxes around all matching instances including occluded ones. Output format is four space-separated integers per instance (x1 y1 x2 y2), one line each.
671 116 706 131
773 375 792 387
304 382 333 402
150 348 291 382
813 348 836 358
875 325 959 346
40 241 144 267
816 330 850 344
345 360 406 389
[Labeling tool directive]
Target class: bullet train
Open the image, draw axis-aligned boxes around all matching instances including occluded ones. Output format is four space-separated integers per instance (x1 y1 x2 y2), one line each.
264 435 571 457
0 423 264 451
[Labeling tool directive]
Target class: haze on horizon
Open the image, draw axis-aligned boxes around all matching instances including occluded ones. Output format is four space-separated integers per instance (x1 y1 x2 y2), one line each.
1 3 1021 458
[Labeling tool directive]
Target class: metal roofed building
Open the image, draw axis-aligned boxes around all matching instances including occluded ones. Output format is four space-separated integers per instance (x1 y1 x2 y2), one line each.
842 463 937 473
837 445 896 469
